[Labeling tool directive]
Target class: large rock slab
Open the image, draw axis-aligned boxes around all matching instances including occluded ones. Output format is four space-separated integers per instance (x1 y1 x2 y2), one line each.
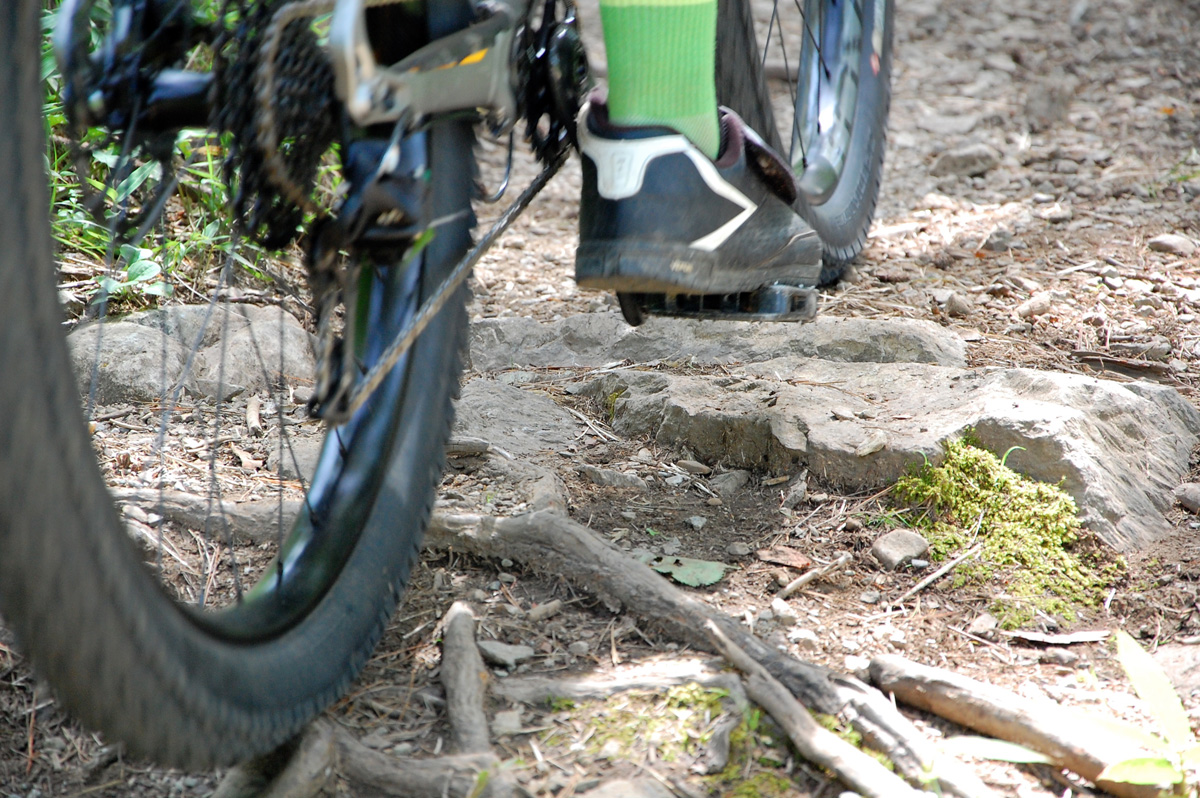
190 305 316 399
453 379 581 458
469 314 967 372
67 322 190 404
579 359 1200 551
70 304 317 403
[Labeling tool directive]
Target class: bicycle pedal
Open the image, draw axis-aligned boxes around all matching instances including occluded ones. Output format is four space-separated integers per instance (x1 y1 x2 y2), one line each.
618 283 819 326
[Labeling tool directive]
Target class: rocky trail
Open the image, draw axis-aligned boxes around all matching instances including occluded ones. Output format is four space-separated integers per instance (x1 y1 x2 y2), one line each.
6 0 1200 796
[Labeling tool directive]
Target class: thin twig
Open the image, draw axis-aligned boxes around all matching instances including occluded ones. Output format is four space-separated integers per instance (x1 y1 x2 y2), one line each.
888 542 983 609
778 552 852 599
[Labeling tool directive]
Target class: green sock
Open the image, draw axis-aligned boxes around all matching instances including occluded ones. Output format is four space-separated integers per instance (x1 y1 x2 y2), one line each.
599 0 720 160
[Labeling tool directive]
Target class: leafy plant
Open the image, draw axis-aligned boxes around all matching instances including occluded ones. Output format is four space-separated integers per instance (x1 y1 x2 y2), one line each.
1096 631 1200 792
42 1 273 309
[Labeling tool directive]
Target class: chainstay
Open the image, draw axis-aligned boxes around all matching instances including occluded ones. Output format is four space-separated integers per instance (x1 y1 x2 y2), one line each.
338 151 565 420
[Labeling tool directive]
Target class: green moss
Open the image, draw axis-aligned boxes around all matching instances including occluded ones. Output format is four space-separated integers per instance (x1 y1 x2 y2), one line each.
812 713 894 771
603 388 626 423
582 684 728 762
893 434 1124 627
725 772 795 798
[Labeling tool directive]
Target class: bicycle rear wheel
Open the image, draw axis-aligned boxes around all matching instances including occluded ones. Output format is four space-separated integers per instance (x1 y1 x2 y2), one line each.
0 0 474 769
717 0 893 284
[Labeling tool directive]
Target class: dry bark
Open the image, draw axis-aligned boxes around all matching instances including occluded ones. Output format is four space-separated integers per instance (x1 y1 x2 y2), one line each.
871 654 1165 798
441 602 495 755
212 720 510 798
492 657 748 709
112 487 299 545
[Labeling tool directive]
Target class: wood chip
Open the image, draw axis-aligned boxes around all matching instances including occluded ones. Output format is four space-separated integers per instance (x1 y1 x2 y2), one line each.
996 629 1110 646
756 546 813 571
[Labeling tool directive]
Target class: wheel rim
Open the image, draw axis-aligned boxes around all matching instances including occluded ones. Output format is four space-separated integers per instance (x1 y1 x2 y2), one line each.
764 0 865 205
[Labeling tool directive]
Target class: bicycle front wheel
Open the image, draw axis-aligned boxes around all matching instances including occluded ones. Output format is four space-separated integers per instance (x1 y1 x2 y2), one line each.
0 0 475 769
717 0 893 284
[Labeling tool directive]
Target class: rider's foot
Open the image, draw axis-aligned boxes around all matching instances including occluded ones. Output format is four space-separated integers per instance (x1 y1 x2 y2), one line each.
575 100 822 295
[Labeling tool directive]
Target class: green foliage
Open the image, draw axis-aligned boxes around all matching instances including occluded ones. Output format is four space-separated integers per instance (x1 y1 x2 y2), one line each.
634 551 728 587
939 736 1051 765
892 434 1124 627
1093 630 1198 792
42 1 270 310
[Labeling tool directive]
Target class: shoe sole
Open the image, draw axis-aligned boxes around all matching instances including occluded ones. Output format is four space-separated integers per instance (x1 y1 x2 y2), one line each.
575 241 823 295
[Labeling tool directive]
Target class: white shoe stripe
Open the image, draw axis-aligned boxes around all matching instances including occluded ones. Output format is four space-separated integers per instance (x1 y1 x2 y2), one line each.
684 150 757 252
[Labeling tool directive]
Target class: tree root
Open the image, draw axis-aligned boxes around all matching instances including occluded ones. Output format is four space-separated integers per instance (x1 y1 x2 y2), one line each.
425 509 997 798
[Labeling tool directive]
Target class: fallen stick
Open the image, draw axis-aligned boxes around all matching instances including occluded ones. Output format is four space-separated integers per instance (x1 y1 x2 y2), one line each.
335 724 509 798
778 552 852 599
426 509 988 798
112 488 299 545
870 654 1164 798
888 541 983 609
705 621 926 798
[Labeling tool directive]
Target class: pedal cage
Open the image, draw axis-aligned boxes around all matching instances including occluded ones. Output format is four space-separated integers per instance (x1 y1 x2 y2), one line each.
618 283 819 326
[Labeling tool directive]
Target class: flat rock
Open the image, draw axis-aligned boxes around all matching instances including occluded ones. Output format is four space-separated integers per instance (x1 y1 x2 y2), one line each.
578 465 647 491
67 322 190 404
477 640 535 669
1147 233 1197 257
453 379 580 458
1154 644 1200 695
709 469 751 498
579 779 673 798
469 315 967 372
1174 483 1200 514
580 361 1200 551
191 306 315 400
871 529 930 570
491 709 523 737
929 143 1002 177
266 433 324 483
126 303 247 351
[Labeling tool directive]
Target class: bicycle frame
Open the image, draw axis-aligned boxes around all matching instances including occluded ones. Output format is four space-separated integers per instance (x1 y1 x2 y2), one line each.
330 0 528 131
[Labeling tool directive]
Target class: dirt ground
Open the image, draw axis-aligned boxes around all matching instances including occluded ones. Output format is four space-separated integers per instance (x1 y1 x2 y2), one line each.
6 0 1200 795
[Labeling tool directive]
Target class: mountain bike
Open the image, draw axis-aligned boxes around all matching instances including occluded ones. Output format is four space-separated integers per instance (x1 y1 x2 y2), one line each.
0 0 891 769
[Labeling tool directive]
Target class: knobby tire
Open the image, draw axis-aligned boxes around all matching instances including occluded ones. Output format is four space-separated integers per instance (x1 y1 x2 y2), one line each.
716 0 893 284
0 0 474 769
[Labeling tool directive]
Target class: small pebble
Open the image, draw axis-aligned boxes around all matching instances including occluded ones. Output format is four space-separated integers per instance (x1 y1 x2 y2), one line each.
859 590 882 605
567 641 590 657
726 542 752 557
1038 648 1080 667
1016 293 1053 319
686 515 707 530
677 459 712 475
788 627 820 651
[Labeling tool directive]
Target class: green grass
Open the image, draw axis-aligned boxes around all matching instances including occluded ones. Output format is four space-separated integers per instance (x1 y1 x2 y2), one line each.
42 1 276 314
